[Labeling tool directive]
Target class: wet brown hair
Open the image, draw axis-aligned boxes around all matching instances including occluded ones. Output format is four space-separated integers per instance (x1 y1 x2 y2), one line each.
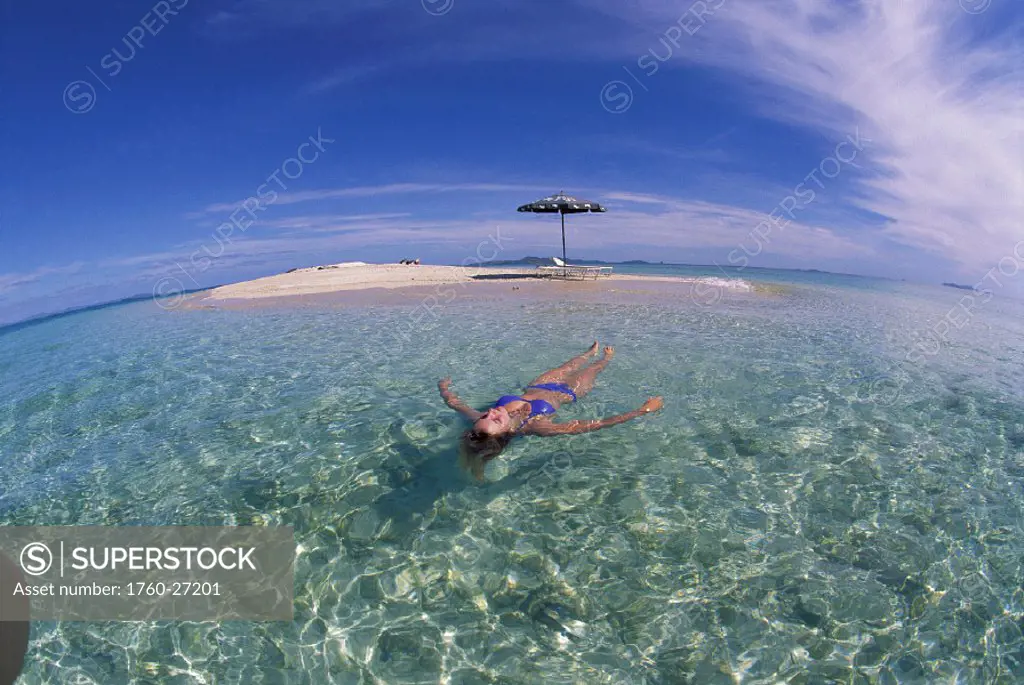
459 429 513 480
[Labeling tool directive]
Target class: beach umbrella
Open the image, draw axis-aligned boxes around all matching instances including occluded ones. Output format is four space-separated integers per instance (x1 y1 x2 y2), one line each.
517 191 607 264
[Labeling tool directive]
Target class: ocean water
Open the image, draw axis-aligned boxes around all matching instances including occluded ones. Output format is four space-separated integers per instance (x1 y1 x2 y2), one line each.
2 267 1024 684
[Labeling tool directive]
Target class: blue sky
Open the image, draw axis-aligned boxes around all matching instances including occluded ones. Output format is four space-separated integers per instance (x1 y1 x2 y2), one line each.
1 0 1021 324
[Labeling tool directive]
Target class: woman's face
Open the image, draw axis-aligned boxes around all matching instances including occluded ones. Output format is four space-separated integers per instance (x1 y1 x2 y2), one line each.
474 407 512 435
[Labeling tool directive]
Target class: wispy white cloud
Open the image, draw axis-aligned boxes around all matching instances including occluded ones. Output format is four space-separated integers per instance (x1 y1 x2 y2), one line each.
0 263 86 295
304 65 382 94
240 192 876 264
587 0 1024 277
254 213 413 229
194 183 552 215
581 133 734 165
201 0 395 31
604 191 675 206
201 0 647 97
590 192 876 261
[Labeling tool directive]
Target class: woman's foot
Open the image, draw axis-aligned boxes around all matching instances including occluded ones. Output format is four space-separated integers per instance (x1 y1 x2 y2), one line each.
586 341 600 357
603 346 614 360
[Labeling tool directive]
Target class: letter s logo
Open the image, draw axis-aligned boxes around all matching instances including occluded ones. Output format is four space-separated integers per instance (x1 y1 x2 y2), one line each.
21 542 53 576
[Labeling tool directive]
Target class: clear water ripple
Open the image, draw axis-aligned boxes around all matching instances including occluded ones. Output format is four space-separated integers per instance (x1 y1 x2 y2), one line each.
1 273 1023 682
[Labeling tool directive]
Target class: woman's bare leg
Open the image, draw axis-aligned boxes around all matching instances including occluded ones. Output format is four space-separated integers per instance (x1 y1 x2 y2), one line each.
531 342 599 384
567 346 614 398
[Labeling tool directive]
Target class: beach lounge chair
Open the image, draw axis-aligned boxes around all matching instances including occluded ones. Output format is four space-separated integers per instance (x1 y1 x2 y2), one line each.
553 257 612 278
536 257 612 280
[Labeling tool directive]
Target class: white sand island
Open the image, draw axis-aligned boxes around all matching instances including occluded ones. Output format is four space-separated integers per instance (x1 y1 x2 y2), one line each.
191 261 760 309
204 262 533 300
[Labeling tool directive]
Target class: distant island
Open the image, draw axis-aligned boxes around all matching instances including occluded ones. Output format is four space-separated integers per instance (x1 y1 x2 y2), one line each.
486 256 652 266
483 257 867 277
942 282 977 291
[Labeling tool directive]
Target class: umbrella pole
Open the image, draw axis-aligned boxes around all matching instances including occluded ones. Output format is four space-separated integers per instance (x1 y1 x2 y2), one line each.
560 212 567 265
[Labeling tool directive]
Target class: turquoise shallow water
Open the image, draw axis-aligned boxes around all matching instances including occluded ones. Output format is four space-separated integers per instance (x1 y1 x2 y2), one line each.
2 269 1024 683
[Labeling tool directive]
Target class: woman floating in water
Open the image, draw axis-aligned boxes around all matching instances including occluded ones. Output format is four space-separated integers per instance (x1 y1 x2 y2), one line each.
438 342 663 478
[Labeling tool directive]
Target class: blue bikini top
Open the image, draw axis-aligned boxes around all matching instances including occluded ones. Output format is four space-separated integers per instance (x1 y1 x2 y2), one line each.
494 394 556 418
493 383 577 419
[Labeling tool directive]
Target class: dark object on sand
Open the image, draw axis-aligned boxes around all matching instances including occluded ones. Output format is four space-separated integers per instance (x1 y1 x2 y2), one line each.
517 192 606 265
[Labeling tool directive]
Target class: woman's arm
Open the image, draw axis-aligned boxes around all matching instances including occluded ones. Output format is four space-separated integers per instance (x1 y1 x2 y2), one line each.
438 378 484 420
525 397 663 435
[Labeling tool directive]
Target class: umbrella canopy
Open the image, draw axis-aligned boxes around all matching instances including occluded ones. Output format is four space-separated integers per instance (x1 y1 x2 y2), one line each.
517 192 607 264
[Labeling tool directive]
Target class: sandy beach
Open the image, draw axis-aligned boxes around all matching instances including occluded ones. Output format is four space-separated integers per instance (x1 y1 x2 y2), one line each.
192 262 757 309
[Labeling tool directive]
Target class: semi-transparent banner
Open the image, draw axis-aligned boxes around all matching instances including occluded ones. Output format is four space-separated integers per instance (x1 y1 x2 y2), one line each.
0 526 294 621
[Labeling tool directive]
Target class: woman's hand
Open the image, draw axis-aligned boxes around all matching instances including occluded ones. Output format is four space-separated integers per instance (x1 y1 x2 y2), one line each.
438 378 481 420
641 396 664 413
